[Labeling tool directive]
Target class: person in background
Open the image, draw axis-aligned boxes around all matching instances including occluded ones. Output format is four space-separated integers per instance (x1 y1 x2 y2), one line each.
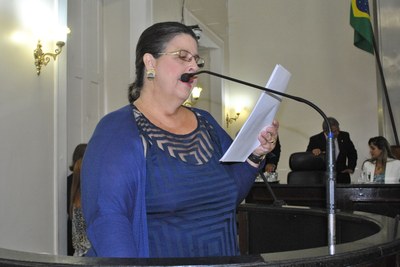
70 158 91 256
262 137 281 173
361 136 400 183
81 21 279 258
67 143 87 256
306 117 357 183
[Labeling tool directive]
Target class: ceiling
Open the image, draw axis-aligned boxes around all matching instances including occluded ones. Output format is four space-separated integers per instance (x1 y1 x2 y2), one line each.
185 0 228 41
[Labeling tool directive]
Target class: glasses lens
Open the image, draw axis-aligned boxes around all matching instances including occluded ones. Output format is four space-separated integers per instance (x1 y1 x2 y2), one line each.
178 50 191 62
196 58 205 68
176 50 204 68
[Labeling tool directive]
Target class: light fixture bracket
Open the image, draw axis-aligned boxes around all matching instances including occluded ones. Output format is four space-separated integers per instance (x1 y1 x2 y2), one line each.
226 112 240 128
34 40 65 75
183 86 203 107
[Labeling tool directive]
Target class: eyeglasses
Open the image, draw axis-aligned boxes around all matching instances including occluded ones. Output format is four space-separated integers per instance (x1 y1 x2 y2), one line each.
157 50 205 68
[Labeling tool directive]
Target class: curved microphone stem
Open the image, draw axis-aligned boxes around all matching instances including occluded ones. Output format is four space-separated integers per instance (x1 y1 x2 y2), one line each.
185 70 336 254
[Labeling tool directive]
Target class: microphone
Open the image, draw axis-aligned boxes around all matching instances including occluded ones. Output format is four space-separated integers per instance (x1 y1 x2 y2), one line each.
181 70 327 121
182 69 337 254
180 73 195 83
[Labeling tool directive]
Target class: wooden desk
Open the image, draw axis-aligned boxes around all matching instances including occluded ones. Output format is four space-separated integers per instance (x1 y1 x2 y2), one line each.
245 183 400 218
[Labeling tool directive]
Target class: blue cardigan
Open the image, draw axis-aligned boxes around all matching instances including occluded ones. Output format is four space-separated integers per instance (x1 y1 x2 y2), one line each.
81 105 259 257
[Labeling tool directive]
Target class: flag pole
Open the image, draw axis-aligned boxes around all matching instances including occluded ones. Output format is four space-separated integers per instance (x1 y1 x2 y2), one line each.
370 9 400 145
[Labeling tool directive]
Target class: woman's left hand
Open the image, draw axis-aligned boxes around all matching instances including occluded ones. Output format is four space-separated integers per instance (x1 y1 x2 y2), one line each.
252 120 279 157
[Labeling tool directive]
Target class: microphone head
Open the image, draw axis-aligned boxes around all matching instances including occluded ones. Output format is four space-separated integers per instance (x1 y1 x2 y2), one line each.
180 73 194 82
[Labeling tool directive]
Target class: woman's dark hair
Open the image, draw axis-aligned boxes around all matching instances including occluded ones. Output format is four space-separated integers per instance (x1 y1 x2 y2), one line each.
368 136 394 162
69 158 83 218
69 143 87 172
128 21 198 103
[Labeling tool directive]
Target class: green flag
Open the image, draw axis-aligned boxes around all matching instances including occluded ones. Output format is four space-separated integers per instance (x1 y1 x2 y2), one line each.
350 0 374 54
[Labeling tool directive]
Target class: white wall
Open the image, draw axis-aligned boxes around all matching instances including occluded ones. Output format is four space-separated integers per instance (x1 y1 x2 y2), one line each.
227 0 379 182
0 0 67 254
104 1 137 113
378 0 400 146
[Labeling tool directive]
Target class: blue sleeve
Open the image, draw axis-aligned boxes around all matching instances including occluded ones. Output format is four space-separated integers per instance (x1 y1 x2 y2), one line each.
81 106 149 258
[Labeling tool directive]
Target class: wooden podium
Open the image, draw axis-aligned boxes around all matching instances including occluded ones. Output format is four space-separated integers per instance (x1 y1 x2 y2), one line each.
245 182 400 218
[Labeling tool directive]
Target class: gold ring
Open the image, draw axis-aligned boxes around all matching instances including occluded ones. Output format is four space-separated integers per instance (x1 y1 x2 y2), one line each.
269 139 276 144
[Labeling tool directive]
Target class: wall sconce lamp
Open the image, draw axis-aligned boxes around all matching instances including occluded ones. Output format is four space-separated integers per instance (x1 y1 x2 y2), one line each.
226 112 240 128
184 86 203 107
34 40 65 75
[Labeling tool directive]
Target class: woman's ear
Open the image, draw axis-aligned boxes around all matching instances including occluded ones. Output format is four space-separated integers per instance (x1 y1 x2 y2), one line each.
143 53 155 70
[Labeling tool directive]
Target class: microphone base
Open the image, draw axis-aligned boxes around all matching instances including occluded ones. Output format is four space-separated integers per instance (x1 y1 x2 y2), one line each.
272 200 286 207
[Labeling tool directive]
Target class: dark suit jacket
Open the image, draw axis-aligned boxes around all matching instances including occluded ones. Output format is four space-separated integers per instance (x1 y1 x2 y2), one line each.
262 137 281 170
306 131 358 183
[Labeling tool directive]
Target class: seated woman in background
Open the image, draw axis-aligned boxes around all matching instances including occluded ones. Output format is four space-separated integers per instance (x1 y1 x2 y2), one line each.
361 136 400 183
67 143 87 255
70 158 91 256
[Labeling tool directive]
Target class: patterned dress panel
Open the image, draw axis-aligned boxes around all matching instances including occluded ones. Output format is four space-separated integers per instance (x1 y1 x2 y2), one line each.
71 207 91 256
135 108 214 165
134 107 239 257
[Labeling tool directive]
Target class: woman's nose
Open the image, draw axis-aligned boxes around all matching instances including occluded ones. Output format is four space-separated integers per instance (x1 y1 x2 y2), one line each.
188 59 199 71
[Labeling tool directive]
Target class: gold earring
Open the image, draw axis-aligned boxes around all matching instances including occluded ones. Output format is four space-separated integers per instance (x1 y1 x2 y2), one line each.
146 69 155 80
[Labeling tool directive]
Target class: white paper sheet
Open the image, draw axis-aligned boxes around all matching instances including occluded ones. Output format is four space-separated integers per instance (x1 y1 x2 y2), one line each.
220 64 291 162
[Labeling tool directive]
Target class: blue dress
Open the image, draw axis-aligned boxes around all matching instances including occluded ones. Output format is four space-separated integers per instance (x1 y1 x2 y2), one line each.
81 105 259 258
135 107 239 257
373 173 385 183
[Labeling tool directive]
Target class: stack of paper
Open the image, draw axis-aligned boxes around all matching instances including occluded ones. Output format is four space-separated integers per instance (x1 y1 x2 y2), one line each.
220 64 291 162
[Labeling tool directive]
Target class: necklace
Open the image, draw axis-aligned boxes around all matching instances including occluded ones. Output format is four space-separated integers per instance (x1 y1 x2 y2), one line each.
375 164 384 174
